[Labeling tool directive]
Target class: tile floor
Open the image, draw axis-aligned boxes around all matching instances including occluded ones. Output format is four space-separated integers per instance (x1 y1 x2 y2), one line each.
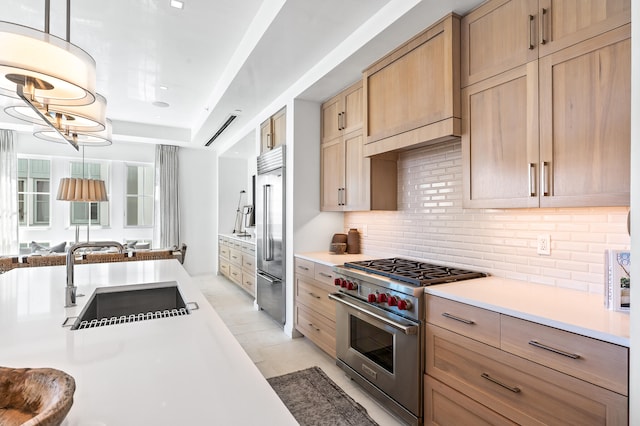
195 274 405 426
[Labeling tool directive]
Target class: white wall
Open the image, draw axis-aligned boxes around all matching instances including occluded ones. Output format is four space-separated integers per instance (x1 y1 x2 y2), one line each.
217 157 250 235
178 147 216 276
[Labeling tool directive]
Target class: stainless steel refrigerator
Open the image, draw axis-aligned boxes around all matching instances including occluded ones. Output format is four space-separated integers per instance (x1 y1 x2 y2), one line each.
256 145 285 325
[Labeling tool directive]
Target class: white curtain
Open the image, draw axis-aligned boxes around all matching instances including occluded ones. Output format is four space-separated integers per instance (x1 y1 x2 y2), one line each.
0 130 18 255
153 144 180 248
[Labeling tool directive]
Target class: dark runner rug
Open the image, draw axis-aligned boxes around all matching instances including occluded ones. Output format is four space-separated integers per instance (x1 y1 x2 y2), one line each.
268 366 379 426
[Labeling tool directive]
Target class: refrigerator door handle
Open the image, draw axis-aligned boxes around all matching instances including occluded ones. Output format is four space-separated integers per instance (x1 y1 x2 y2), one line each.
257 270 280 284
262 184 273 261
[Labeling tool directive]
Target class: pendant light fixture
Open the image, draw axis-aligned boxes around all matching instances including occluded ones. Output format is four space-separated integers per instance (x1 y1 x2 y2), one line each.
0 0 104 150
34 118 113 146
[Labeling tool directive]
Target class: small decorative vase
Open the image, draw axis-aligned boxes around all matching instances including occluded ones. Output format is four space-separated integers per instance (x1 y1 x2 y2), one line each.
347 228 360 254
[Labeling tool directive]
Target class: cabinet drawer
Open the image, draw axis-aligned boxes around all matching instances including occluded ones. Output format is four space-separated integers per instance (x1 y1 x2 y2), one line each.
314 263 336 286
242 243 256 256
229 264 242 286
242 254 255 271
295 304 336 358
425 375 516 426
242 272 255 296
501 315 628 395
219 259 230 277
426 295 500 347
295 257 315 278
426 325 628 425
219 244 230 260
295 276 335 320
229 248 242 266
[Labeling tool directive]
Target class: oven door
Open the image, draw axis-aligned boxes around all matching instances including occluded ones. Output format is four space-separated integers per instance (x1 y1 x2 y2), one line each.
329 292 421 420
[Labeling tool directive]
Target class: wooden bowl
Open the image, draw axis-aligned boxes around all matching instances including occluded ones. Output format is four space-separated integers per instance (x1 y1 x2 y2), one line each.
0 367 75 426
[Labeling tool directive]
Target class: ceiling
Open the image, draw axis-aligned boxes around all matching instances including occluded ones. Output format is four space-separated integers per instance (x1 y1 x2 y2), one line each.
0 0 483 154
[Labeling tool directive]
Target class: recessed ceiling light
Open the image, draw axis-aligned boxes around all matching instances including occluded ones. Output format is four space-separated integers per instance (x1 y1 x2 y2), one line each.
159 85 168 90
170 0 184 9
152 101 170 108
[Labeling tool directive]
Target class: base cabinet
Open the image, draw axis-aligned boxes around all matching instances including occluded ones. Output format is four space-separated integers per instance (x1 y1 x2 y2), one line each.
294 257 338 357
425 295 628 425
218 235 256 297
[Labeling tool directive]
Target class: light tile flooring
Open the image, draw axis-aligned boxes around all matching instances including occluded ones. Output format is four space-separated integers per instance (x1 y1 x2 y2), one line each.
195 274 404 426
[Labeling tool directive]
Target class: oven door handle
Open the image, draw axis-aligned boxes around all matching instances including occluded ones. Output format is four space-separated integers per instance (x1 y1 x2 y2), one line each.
329 293 419 335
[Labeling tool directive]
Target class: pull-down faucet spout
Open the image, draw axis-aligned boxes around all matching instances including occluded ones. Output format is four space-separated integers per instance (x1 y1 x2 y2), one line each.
65 241 124 307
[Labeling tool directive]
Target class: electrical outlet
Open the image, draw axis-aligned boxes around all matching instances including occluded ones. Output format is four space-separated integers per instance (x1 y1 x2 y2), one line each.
537 234 551 255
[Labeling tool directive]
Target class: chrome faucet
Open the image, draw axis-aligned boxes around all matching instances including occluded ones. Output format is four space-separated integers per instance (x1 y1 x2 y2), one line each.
66 241 124 307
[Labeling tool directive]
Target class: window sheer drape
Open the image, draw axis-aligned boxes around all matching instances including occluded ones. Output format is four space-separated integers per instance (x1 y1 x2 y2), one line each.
0 130 18 255
153 144 180 248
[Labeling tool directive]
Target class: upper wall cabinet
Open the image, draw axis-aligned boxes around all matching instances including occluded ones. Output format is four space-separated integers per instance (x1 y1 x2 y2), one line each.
260 107 286 154
362 14 461 157
321 82 363 144
462 0 630 208
461 0 631 87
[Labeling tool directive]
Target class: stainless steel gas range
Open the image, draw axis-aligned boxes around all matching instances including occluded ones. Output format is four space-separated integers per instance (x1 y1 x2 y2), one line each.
330 258 486 426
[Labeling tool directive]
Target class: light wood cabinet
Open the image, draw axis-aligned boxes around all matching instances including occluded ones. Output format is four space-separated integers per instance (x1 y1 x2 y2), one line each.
260 107 286 153
218 235 256 297
362 13 461 157
425 295 629 425
294 256 338 357
321 81 363 144
461 0 630 87
462 0 630 208
320 83 397 212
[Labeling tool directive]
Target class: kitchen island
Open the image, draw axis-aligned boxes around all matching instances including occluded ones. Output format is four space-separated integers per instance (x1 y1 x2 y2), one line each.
0 259 297 425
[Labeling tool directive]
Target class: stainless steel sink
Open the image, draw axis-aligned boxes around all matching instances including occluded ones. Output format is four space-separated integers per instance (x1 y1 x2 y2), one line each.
67 281 197 330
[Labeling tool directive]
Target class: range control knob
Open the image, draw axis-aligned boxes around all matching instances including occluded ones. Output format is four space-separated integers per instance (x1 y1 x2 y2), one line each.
367 294 377 303
377 293 387 304
340 279 348 288
387 296 398 307
334 278 341 286
347 281 358 290
397 299 412 310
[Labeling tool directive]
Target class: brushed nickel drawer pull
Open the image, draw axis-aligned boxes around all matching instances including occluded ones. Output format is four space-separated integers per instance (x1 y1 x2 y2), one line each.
442 312 475 325
542 161 551 196
297 265 310 271
528 15 535 50
308 292 321 300
308 323 320 332
528 340 581 359
318 272 333 278
540 8 548 45
481 373 521 393
528 163 536 196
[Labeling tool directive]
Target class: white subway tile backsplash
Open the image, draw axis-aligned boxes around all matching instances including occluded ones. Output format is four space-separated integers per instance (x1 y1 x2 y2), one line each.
344 141 630 294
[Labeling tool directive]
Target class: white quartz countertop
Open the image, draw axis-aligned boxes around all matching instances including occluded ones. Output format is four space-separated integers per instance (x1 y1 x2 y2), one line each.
0 260 296 425
425 276 630 347
219 233 256 245
295 251 376 267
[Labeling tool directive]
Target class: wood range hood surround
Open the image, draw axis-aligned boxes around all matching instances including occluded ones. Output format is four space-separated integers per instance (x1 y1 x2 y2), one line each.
362 13 462 157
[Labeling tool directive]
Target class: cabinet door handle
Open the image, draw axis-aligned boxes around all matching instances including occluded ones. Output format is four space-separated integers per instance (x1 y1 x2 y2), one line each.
528 163 536 197
308 292 321 299
337 112 343 131
318 272 333 279
338 188 344 206
481 373 521 393
308 323 320 332
442 312 475 325
528 15 535 50
528 340 581 359
267 133 272 149
341 110 346 130
540 8 548 45
542 161 551 196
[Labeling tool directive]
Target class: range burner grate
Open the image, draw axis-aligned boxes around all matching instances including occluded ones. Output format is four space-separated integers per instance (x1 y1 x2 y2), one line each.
344 258 486 286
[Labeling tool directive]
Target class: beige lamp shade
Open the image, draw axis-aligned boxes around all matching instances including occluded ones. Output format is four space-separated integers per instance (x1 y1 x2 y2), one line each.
0 21 96 106
57 178 108 202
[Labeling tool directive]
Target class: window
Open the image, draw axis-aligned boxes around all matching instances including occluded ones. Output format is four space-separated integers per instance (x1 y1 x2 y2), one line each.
125 164 154 227
69 161 110 226
17 158 51 227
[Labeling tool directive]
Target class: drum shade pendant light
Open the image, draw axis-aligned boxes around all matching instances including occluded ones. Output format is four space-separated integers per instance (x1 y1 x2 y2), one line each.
0 0 100 150
56 147 108 202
